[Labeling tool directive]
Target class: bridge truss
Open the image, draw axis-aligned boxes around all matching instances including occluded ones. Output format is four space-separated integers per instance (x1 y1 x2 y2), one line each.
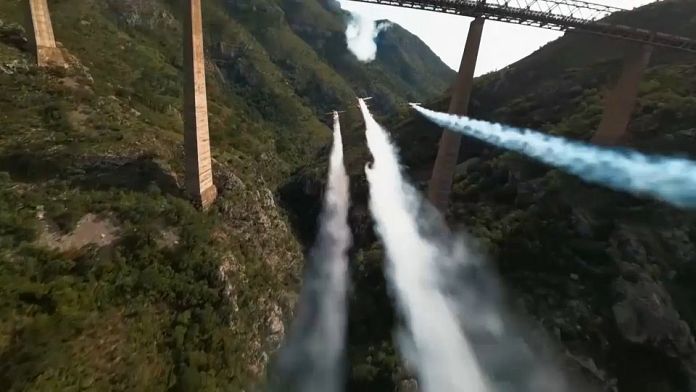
348 0 696 53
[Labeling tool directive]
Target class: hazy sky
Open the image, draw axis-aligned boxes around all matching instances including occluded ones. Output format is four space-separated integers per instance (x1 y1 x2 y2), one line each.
338 0 659 75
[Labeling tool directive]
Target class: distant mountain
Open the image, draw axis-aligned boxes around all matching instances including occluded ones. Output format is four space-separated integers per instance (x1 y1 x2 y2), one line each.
280 0 456 112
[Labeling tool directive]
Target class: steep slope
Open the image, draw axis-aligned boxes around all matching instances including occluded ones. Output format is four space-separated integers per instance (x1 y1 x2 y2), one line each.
223 0 455 116
0 0 454 390
282 1 696 391
0 2 307 390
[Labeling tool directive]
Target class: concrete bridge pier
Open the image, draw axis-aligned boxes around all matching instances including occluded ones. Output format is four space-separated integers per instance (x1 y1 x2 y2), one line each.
183 0 217 209
26 0 65 67
428 17 485 212
592 44 653 146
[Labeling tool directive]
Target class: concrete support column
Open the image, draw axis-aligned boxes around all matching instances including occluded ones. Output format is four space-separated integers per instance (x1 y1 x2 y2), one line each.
591 44 653 146
26 0 65 67
183 0 217 209
428 17 485 212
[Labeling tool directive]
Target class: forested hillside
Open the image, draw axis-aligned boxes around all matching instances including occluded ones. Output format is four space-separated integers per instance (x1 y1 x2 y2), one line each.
0 0 453 390
6 0 696 390
283 1 696 391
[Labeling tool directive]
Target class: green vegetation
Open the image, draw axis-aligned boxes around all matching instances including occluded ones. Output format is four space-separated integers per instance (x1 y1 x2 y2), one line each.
283 2 696 391
9 0 695 389
0 0 453 390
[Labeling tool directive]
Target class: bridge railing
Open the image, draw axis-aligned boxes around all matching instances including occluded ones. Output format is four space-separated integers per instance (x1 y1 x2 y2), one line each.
457 0 622 21
349 0 696 52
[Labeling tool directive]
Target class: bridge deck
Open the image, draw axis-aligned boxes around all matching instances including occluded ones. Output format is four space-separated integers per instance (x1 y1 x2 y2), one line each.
348 0 696 53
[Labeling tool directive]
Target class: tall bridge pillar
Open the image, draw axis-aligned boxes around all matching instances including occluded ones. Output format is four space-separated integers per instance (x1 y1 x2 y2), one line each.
183 0 217 209
26 0 65 67
592 44 653 146
428 17 485 212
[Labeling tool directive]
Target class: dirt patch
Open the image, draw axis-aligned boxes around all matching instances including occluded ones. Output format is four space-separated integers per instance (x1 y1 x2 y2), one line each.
38 213 119 251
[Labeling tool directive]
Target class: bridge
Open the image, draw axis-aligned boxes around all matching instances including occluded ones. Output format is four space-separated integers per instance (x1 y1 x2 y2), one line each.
350 0 696 212
23 0 696 212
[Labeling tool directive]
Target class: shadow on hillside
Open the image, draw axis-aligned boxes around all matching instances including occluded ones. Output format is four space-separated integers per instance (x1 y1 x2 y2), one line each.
0 23 29 52
277 170 323 249
0 152 181 197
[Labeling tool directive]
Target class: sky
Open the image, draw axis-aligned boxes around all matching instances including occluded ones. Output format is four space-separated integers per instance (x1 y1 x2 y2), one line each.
337 0 660 76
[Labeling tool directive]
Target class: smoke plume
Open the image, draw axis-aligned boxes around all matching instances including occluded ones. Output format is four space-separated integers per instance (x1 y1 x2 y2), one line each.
360 99 572 392
413 104 696 208
268 112 351 392
346 17 391 62
360 98 488 391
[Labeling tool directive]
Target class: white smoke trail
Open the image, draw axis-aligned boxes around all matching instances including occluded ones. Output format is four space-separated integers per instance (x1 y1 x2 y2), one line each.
412 104 696 208
345 18 391 62
269 112 351 392
338 1 392 62
359 98 489 392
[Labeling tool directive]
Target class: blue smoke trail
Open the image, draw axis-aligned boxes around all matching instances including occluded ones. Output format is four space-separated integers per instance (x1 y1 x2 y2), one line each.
411 104 696 208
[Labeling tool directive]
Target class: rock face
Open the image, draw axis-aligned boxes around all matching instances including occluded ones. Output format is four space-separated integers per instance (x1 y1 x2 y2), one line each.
612 275 694 357
106 0 177 29
37 213 119 251
608 227 696 391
